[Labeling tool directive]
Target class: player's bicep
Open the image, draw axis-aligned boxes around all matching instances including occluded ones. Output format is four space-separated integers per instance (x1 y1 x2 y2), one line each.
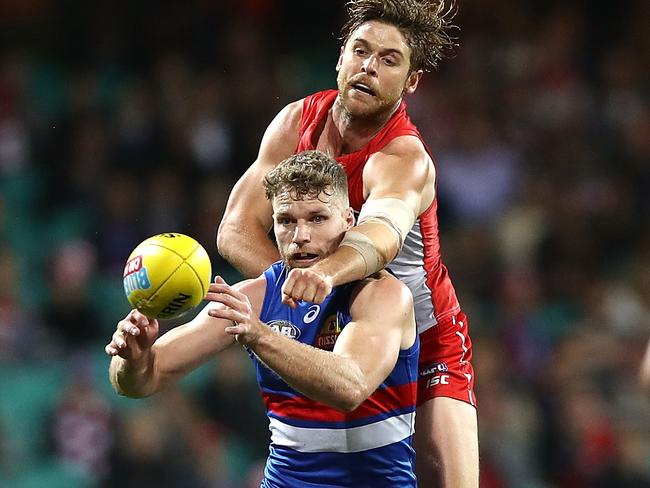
221 163 275 230
332 279 413 393
362 137 433 216
332 318 403 393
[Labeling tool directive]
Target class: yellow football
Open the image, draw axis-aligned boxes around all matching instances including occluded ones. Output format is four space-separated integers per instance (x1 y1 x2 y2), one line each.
123 233 212 319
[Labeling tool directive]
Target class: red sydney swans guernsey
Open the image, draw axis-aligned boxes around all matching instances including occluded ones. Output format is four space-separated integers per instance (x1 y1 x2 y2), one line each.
296 89 460 332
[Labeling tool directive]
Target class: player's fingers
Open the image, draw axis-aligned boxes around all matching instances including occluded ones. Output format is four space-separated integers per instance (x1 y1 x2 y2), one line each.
211 276 236 291
205 291 246 312
145 318 159 336
112 330 128 349
208 281 249 303
130 310 151 327
313 282 331 304
311 291 324 304
281 292 298 308
281 276 304 301
224 324 247 335
301 279 323 303
105 343 119 356
207 307 247 323
207 283 238 301
118 319 141 336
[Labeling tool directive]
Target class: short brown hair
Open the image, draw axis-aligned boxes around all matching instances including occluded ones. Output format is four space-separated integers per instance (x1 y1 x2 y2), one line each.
264 150 349 205
340 0 458 72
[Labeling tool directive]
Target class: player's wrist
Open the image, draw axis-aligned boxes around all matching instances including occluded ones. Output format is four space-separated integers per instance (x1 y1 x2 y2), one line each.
309 261 336 286
313 248 361 286
236 319 267 348
123 348 154 372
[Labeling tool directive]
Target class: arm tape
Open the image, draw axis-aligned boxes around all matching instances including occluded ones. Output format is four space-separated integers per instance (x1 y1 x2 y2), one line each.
340 230 382 277
357 197 417 249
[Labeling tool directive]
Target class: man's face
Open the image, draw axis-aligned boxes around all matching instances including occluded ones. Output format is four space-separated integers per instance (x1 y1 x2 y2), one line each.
336 20 421 118
272 188 354 269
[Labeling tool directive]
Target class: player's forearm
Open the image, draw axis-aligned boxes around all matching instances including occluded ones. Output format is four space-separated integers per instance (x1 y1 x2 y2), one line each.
109 352 158 398
249 328 370 412
314 221 400 286
641 342 650 392
217 221 280 278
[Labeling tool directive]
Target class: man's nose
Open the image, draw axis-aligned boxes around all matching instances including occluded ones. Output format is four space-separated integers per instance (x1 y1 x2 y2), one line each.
361 55 378 76
292 223 310 243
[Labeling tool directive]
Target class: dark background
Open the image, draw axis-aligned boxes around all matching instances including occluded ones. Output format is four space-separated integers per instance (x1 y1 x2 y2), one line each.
0 1 648 486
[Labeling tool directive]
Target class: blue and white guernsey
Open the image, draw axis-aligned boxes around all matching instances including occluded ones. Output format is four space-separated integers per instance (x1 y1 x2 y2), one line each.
253 262 419 488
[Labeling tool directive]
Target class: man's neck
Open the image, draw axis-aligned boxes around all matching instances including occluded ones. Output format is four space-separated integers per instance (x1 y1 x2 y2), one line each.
330 97 402 154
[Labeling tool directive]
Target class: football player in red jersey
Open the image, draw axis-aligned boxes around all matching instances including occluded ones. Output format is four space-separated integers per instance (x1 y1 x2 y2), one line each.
217 2 478 486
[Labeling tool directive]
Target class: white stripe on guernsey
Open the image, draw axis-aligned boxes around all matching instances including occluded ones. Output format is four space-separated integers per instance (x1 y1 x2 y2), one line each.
269 412 416 453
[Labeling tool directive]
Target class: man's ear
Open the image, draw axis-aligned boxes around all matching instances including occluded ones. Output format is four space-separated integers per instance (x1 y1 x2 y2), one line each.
344 207 355 230
404 69 423 94
335 46 345 72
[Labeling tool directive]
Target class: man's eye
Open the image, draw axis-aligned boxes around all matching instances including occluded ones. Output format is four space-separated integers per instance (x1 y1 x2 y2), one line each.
355 48 366 56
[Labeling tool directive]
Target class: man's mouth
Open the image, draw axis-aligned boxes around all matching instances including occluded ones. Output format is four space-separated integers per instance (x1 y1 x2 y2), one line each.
288 252 321 267
293 252 319 262
350 82 376 97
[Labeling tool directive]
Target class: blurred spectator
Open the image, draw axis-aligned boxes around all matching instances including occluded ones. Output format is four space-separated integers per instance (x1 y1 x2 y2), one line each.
106 397 194 488
195 347 269 461
94 172 144 275
0 245 52 362
437 111 521 226
43 239 104 347
188 71 232 173
49 356 114 484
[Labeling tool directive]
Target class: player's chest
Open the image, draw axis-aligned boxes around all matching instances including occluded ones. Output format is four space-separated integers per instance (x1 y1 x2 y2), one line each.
267 304 347 352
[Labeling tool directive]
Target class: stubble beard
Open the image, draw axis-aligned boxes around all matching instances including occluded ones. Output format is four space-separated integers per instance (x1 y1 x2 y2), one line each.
337 74 403 126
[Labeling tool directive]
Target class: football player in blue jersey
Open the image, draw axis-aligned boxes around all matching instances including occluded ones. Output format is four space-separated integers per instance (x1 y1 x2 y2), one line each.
106 150 419 487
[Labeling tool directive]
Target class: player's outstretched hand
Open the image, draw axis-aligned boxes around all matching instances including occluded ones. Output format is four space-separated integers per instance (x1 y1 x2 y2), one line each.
206 276 265 346
281 268 333 308
105 310 159 360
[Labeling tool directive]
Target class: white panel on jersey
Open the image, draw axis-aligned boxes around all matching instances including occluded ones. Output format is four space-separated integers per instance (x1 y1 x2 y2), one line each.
269 412 415 453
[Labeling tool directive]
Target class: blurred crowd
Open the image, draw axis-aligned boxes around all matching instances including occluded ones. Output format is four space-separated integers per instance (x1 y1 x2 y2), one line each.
0 0 648 487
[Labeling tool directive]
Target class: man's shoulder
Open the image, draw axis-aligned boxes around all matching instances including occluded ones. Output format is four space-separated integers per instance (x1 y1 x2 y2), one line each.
275 91 333 130
351 271 412 310
363 135 435 195
277 98 305 124
373 134 431 164
288 89 337 112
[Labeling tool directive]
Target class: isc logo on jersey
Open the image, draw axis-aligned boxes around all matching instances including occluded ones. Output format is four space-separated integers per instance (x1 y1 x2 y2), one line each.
123 255 151 294
315 314 341 351
420 362 450 388
267 320 301 339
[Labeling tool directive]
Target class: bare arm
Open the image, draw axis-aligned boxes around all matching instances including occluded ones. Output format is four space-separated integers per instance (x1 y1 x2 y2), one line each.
212 272 416 411
640 338 650 391
107 277 266 398
281 136 435 305
217 101 303 278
